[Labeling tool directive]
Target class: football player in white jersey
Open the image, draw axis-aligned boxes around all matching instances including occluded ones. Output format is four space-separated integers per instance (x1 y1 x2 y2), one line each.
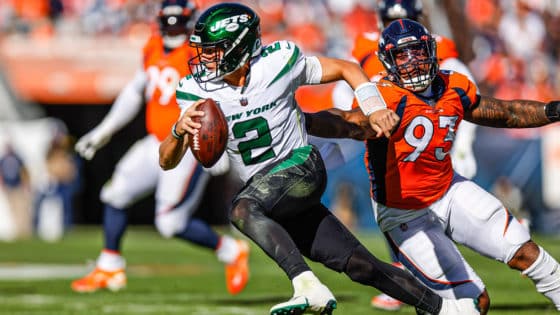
159 3 479 315
71 0 249 296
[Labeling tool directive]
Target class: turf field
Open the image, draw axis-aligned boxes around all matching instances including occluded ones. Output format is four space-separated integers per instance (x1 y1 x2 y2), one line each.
0 226 559 315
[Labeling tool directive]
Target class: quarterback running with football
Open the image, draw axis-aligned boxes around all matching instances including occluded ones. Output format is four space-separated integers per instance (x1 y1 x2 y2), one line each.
306 19 560 315
71 0 249 295
160 3 479 315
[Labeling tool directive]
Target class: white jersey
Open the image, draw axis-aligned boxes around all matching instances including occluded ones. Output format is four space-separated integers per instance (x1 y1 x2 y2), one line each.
176 41 311 183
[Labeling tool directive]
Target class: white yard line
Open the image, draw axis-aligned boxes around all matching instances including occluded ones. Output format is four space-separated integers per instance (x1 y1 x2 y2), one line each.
0 264 87 280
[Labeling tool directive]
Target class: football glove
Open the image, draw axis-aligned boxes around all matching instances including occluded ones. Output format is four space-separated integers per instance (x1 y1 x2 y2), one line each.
75 127 112 160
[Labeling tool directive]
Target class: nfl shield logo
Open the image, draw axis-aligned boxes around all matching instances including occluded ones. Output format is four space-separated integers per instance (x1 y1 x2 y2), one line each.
240 97 248 106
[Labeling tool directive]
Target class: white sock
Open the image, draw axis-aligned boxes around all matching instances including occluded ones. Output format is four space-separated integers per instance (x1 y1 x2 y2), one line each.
97 250 126 271
522 246 560 310
216 235 238 264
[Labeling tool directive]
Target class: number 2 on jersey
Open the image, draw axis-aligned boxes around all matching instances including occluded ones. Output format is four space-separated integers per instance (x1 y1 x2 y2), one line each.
232 117 276 165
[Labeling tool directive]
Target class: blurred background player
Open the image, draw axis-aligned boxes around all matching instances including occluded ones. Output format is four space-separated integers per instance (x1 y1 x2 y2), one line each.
70 0 249 295
331 0 478 311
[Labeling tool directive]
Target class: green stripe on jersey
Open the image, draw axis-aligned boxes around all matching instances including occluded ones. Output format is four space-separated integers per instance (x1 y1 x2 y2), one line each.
267 46 300 88
176 90 202 101
270 145 312 174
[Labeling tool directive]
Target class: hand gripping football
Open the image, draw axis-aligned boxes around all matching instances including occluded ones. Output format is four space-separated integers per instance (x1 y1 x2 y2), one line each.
188 98 228 167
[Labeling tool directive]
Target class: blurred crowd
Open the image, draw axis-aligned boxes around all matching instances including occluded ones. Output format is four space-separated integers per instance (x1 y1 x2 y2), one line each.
0 0 560 239
2 0 560 102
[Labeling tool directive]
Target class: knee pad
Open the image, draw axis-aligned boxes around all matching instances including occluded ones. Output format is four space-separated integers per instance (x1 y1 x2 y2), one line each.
100 181 134 209
230 199 262 230
155 212 188 239
492 208 531 263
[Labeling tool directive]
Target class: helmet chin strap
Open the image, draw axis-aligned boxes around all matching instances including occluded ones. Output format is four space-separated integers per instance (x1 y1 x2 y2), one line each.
163 34 187 49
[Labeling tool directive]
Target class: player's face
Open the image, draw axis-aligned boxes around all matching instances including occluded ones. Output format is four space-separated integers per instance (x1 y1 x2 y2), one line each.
199 46 224 72
394 44 430 81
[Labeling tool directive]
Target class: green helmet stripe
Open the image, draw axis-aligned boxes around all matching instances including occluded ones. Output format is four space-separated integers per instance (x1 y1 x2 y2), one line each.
176 90 202 101
267 45 300 88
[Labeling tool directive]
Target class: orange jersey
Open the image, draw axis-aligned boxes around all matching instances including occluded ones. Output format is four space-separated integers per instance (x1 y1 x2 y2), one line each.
143 35 195 141
366 71 478 209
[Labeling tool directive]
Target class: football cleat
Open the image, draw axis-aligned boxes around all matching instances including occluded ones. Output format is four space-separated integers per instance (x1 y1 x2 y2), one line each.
225 240 250 295
305 283 337 314
270 296 309 315
371 293 404 311
271 279 337 315
270 296 337 315
71 268 126 293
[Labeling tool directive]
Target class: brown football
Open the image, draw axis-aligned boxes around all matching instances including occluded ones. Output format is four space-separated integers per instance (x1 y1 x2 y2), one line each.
188 98 228 167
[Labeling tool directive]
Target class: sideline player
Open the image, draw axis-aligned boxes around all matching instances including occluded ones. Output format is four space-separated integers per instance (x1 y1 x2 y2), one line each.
160 3 479 315
71 0 249 295
306 19 560 315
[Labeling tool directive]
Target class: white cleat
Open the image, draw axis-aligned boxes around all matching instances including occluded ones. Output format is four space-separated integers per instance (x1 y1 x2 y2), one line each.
270 296 309 315
305 283 337 313
269 283 338 315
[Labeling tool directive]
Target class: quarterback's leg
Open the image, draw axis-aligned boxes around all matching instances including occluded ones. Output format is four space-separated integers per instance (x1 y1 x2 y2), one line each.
71 136 159 293
230 146 337 314
443 175 560 310
155 150 249 295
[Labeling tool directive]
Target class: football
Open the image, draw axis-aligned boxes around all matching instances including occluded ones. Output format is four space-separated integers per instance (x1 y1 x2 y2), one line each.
188 98 228 168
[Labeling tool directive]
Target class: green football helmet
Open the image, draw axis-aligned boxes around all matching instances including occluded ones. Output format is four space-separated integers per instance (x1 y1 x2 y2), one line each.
188 3 262 83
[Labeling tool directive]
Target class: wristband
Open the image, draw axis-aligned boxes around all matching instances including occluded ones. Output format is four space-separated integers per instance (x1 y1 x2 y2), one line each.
545 101 560 122
171 123 184 140
354 82 387 116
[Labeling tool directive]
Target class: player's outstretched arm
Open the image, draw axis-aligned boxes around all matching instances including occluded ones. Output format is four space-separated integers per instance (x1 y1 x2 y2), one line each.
159 100 205 170
465 97 559 128
305 108 378 140
75 70 146 160
314 56 399 137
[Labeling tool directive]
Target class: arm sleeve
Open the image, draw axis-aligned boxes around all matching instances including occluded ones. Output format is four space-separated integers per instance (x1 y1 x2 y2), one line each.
331 80 355 110
95 69 147 135
303 56 323 85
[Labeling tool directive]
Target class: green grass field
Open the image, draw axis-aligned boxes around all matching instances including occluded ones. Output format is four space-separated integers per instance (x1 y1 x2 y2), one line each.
0 226 559 315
